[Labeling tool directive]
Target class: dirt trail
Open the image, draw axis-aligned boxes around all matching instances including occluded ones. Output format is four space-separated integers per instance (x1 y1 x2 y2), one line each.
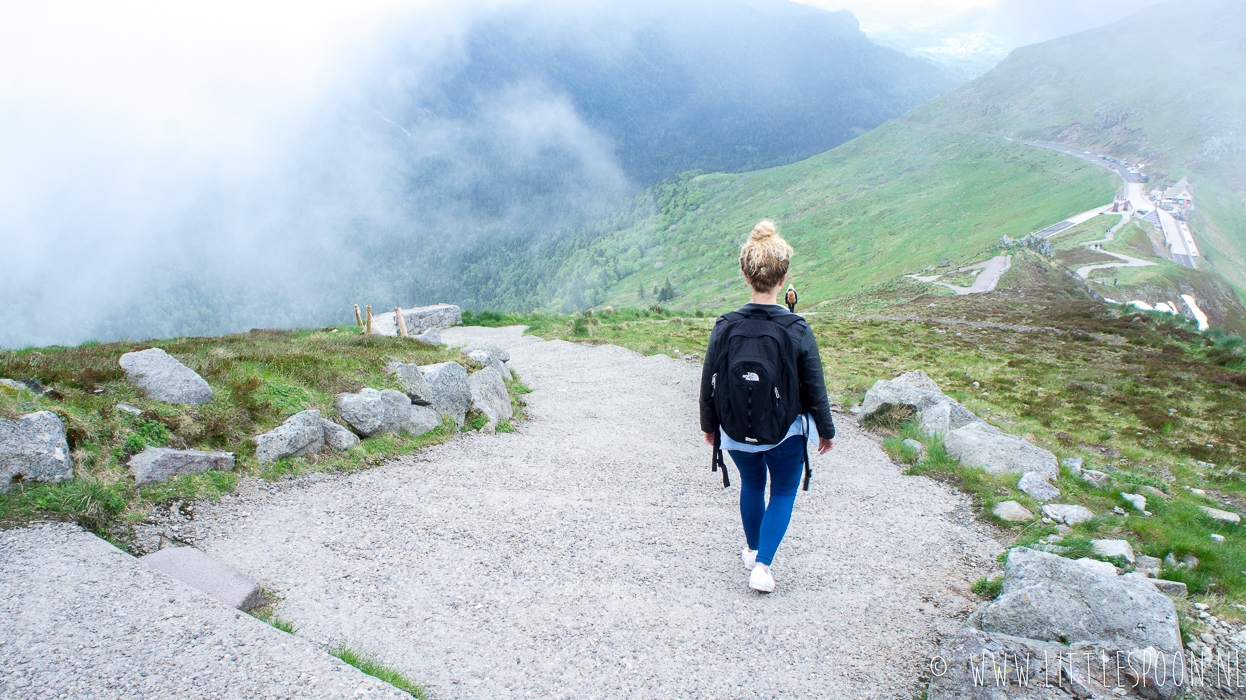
181 326 998 699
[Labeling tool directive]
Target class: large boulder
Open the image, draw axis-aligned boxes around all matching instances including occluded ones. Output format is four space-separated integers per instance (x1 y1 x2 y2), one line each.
385 362 434 405
334 388 440 438
253 410 324 463
420 362 471 426
977 548 1184 692
468 368 513 433
943 422 1058 481
129 447 234 486
0 411 73 494
861 370 976 435
929 628 1176 700
118 348 214 405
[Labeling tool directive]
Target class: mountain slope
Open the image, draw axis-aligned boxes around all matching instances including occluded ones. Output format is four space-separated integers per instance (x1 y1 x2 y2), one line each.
903 0 1246 295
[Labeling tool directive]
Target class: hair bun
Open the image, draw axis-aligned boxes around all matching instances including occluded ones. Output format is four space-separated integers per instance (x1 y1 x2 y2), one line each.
749 220 777 241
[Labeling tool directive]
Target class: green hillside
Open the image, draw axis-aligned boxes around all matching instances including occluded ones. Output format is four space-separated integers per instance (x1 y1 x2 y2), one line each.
542 122 1115 313
903 0 1246 296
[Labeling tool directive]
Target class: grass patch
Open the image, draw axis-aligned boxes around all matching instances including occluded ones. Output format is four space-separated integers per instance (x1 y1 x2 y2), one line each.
971 576 1004 600
329 645 427 699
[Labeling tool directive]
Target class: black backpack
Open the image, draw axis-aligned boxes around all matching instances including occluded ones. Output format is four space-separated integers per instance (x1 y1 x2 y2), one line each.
709 309 812 490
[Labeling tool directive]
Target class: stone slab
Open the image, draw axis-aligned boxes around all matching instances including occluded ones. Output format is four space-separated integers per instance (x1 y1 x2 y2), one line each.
140 546 264 611
128 447 235 486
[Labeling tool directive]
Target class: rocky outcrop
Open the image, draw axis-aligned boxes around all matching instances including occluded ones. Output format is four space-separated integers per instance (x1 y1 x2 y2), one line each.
0 411 73 494
420 362 471 426
119 349 214 405
129 447 235 486
253 410 324 464
385 363 434 406
468 368 512 433
860 370 976 435
334 388 440 438
943 422 1058 481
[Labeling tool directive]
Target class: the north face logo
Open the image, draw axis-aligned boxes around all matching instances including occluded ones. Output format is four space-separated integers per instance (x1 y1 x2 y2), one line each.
742 372 760 382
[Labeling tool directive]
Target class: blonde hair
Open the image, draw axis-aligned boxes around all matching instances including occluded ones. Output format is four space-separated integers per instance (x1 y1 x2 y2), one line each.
739 220 793 292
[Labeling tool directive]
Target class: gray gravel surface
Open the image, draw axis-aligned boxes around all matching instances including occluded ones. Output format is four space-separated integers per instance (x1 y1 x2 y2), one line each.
169 326 1000 699
0 523 410 700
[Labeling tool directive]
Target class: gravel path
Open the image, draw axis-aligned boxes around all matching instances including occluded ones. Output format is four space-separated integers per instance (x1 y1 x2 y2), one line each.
0 523 410 700
170 326 999 699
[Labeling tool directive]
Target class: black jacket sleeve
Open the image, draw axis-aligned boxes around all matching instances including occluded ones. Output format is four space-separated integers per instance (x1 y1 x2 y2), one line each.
698 318 727 433
794 321 835 439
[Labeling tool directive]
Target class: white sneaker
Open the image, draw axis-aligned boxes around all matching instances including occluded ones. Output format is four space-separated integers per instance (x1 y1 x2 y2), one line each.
741 548 757 570
749 565 775 593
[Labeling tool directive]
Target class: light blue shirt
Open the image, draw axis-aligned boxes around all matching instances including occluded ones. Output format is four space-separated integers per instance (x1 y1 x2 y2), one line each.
720 414 819 453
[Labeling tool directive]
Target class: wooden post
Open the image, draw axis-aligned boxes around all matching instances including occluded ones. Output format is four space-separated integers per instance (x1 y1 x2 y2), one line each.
395 308 408 337
365 306 372 335
354 304 363 327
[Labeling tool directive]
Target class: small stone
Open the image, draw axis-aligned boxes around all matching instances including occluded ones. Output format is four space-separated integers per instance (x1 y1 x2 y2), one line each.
1200 506 1240 524
1041 503 1095 525
1211 533 1226 543
1061 457 1084 474
1194 603 1210 611
1135 555 1162 577
1152 579 1187 597
1121 493 1146 511
1200 633 1217 646
1017 472 1059 502
1190 488 1207 497
1075 558 1118 577
1141 485 1169 500
901 438 926 458
1092 539 1136 564
321 420 359 451
1114 506 1126 515
253 410 323 463
115 404 142 415
992 500 1034 522
1080 469 1112 488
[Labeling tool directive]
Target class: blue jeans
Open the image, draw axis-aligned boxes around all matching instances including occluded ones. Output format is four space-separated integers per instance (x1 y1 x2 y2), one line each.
727 435 804 567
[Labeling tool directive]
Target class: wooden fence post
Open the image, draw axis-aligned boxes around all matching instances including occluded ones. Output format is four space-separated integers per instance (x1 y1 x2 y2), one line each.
395 308 408 337
365 306 372 335
354 304 363 327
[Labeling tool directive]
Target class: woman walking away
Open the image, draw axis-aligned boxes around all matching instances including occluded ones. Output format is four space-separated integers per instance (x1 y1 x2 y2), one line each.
785 284 798 313
699 220 835 593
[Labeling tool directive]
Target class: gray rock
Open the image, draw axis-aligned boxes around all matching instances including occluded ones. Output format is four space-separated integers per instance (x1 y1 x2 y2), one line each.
0 411 73 494
1200 506 1241 524
129 447 234 486
992 500 1033 523
1135 555 1163 577
321 419 360 451
420 362 471 426
1041 503 1095 525
407 404 442 438
929 627 1177 700
1211 533 1226 543
943 422 1058 480
1061 456 1084 473
901 438 926 458
1017 472 1059 502
118 348 213 405
861 370 977 433
0 378 31 394
467 350 512 381
460 342 510 364
334 388 440 438
413 327 442 345
1141 485 1169 500
115 404 142 415
468 367 513 433
385 362 434 405
978 547 1184 693
1080 469 1112 488
1121 493 1147 511
253 410 324 463
1152 579 1187 597
1091 539 1135 564
140 546 264 611
1074 558 1118 577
